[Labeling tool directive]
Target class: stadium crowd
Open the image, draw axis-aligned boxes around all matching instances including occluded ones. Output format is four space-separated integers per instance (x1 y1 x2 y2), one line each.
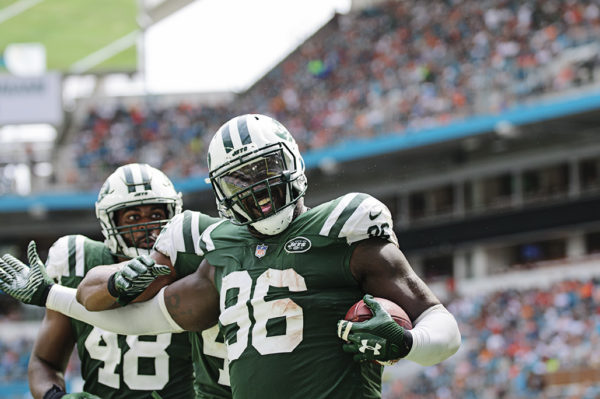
0 337 31 386
70 0 600 189
383 278 600 399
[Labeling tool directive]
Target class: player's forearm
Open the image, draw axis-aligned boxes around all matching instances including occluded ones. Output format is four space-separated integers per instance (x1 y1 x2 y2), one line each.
48 285 185 335
28 356 65 399
404 304 461 366
76 263 124 310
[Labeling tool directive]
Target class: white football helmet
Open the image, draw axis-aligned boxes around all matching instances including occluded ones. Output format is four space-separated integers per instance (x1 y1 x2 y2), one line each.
96 163 182 258
207 114 307 235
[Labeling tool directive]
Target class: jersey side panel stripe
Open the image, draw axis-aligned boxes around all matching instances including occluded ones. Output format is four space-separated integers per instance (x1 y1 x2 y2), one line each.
75 235 85 277
318 193 359 237
182 211 195 253
68 235 77 277
328 193 370 239
191 212 202 255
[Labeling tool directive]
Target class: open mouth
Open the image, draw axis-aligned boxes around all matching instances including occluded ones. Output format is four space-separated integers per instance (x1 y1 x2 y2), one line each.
258 197 273 215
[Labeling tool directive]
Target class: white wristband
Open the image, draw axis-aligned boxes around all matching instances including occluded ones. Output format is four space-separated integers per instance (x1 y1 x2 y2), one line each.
404 304 461 366
46 285 184 334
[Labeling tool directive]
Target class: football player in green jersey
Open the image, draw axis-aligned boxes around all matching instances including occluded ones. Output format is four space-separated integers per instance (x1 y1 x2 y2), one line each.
23 163 208 399
0 115 461 399
78 208 231 399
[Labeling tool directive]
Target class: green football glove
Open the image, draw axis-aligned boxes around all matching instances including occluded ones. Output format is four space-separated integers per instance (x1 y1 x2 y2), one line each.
63 392 102 399
337 295 413 364
0 241 54 306
43 384 102 399
107 255 170 306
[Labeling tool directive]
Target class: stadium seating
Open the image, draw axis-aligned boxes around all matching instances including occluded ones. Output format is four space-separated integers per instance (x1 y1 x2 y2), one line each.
382 276 600 398
64 0 600 190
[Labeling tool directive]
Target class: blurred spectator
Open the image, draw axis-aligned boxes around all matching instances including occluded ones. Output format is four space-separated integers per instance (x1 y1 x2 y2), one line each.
61 0 600 187
384 277 600 398
0 338 31 384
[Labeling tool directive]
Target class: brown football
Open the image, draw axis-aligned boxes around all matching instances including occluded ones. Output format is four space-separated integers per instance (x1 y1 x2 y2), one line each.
345 297 412 330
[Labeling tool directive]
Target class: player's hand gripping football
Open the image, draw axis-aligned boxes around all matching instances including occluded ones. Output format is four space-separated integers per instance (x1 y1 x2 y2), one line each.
0 241 54 306
107 255 170 305
337 295 413 364
62 392 102 399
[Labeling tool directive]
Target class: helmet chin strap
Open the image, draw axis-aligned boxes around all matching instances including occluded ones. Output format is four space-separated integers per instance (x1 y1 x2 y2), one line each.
251 205 295 235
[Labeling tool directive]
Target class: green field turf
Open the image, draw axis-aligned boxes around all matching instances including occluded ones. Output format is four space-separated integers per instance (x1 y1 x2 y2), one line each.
0 0 138 72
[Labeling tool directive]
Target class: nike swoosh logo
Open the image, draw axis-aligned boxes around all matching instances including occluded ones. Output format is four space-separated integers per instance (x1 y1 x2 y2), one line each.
369 210 382 220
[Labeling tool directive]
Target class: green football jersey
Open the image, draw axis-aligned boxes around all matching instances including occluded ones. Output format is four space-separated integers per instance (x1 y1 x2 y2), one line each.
46 235 194 399
155 210 232 399
199 193 398 399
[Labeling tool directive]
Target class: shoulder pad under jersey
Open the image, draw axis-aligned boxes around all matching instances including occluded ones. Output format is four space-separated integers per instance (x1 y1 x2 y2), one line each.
317 192 398 246
154 210 221 262
46 235 95 282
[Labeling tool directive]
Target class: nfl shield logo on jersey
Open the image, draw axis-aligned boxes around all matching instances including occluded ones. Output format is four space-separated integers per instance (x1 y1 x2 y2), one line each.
255 244 268 258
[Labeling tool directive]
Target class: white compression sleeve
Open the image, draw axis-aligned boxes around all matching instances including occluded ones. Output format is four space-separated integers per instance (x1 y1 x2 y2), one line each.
404 304 461 366
46 285 185 334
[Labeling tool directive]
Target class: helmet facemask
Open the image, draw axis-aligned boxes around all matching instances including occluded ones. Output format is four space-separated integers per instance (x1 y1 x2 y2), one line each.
96 163 183 258
210 142 305 235
100 201 175 258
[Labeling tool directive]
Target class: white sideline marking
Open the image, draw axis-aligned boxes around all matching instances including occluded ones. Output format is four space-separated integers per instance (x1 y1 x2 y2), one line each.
0 0 44 25
69 30 139 73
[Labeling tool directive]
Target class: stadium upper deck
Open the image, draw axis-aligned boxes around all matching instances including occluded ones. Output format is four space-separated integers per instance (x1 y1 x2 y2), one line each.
63 0 600 187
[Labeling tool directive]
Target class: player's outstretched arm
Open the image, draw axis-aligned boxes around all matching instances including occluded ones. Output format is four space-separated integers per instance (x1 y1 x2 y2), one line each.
0 242 219 335
28 310 75 399
44 259 220 335
342 240 461 366
76 252 175 311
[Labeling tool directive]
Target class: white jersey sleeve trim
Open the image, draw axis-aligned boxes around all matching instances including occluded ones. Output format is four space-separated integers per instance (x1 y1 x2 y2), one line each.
191 211 203 255
339 195 399 246
200 220 226 253
75 235 85 277
319 193 359 237
46 235 87 282
46 236 70 281
154 213 186 263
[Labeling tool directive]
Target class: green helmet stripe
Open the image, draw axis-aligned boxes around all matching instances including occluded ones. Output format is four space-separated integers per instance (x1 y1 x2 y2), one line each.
68 235 77 277
327 193 370 239
221 123 234 153
182 211 195 253
122 165 136 193
237 116 252 145
139 164 152 190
